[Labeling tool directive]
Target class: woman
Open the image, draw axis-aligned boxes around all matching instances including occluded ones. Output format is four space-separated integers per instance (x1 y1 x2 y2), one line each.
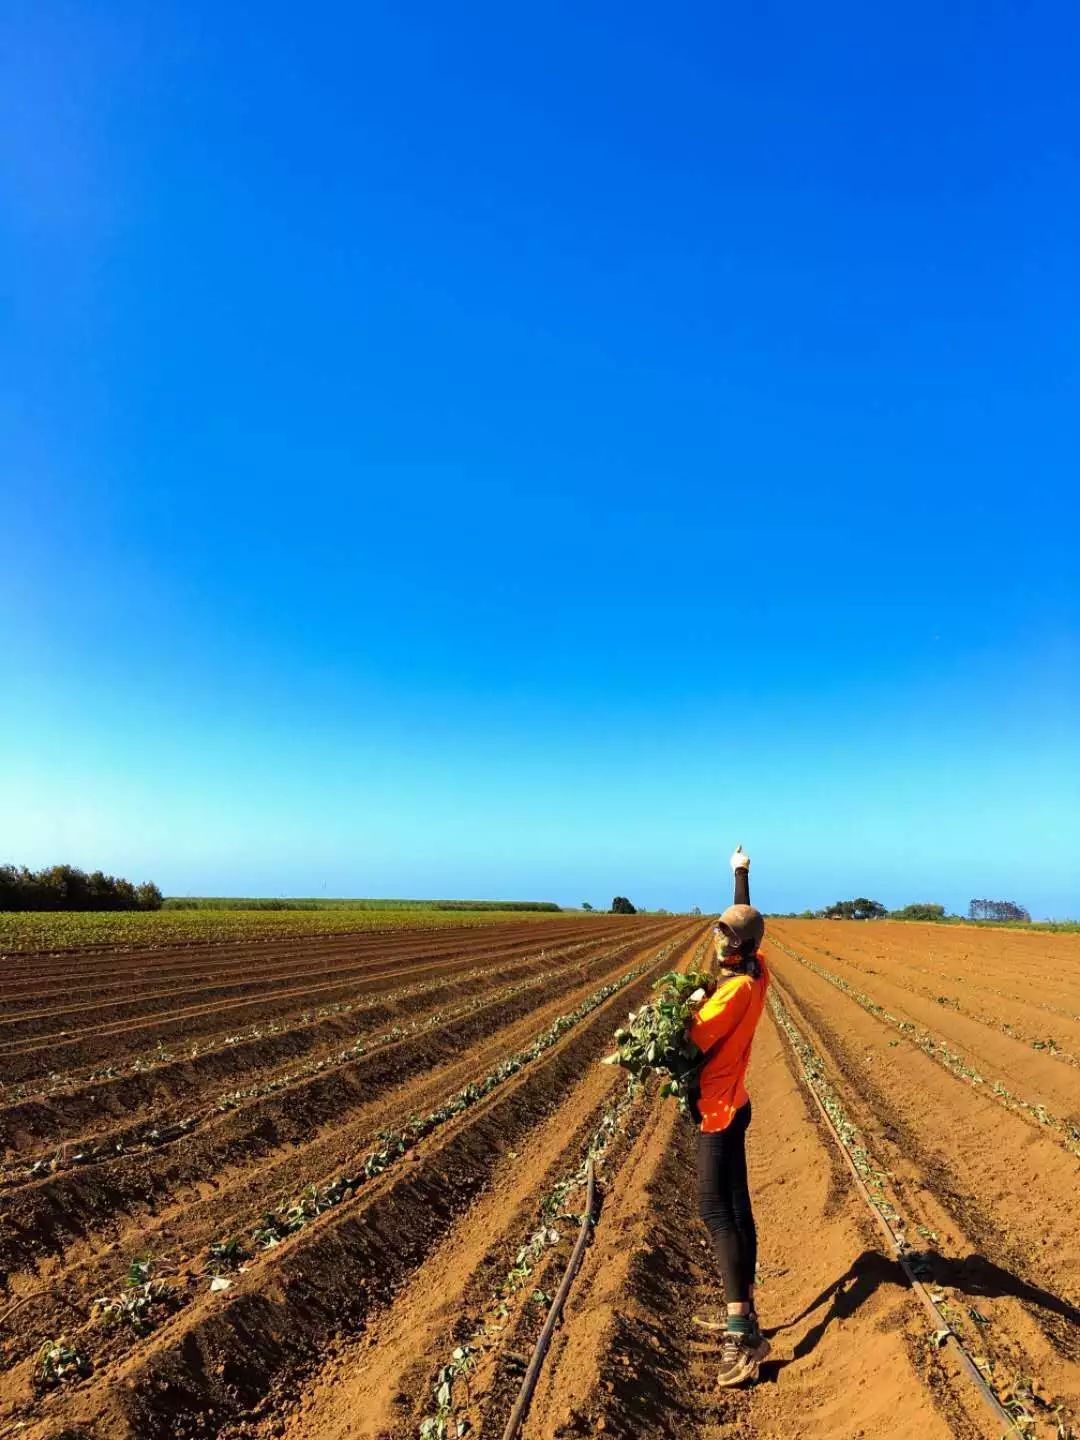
687 844 771 1387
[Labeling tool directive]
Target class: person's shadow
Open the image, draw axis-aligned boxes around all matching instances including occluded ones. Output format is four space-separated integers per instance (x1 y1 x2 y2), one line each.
756 1248 1080 1382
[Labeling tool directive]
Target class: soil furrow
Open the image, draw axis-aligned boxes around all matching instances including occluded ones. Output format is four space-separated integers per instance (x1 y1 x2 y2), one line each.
0 929 684 1283
0 921 673 1083
766 954 1080 1429
0 920 614 1022
522 986 980 1440
8 924 705 1439
0 931 639 1155
771 922 1080 1067
768 934 1080 1140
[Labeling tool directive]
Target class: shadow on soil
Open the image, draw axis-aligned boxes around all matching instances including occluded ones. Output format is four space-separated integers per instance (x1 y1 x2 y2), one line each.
759 1247 1080 1380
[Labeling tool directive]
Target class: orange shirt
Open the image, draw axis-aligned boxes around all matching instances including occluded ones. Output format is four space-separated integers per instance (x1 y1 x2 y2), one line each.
686 956 770 1133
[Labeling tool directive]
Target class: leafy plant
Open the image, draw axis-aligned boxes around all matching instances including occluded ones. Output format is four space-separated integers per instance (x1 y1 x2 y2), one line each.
34 1338 89 1390
419 1345 475 1439
604 968 713 1113
94 1256 180 1335
206 1236 249 1270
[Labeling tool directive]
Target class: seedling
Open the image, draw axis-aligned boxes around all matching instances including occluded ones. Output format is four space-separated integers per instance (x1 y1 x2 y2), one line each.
419 1344 475 1440
207 1236 249 1270
34 1338 88 1390
94 1255 180 1335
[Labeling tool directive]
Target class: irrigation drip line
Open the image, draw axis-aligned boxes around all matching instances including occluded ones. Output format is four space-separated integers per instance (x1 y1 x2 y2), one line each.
767 984 1022 1438
500 1157 597 1440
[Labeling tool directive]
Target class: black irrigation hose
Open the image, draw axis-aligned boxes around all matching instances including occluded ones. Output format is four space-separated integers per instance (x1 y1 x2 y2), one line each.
768 986 1022 1438
500 1157 597 1440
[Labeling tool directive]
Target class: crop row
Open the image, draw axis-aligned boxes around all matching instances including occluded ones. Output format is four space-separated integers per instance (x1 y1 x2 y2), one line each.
0 931 614 1115
10 935 687 1415
414 930 711 1440
0 934 676 1292
770 923 1080 1065
769 936 1080 1157
9 928 701 1440
418 1075 644 1440
3 957 577 1185
0 905 579 955
221 945 674 1252
0 931 615 1156
767 980 1075 1439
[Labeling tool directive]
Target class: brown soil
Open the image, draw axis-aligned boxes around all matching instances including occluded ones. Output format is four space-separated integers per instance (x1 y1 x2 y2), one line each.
5 922 702 1439
6 917 1078 1440
0 920 651 1082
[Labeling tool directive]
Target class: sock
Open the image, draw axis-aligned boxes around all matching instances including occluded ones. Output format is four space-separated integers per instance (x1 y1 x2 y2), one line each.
726 1314 752 1336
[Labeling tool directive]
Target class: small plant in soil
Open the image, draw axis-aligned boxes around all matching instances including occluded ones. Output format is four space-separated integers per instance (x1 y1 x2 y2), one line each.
206 1236 249 1270
34 1338 89 1390
94 1256 180 1335
419 1344 475 1440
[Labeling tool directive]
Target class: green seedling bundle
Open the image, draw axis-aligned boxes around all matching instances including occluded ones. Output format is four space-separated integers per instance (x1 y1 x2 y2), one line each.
605 968 713 1115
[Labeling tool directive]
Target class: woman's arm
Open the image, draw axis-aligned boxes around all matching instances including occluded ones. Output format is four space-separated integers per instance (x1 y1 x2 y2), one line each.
731 845 750 906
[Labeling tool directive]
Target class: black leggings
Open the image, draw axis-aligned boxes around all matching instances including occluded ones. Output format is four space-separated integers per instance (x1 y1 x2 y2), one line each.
696 1101 756 1304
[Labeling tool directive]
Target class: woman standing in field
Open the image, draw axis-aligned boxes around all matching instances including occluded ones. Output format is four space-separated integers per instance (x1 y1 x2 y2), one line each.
688 845 771 1387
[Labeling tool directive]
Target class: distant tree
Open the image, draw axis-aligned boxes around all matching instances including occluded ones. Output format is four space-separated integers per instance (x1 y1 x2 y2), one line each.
0 864 164 911
0 865 29 909
135 882 164 911
823 897 886 921
691 906 702 916
581 901 594 912
890 903 947 922
611 896 637 915
968 899 1030 923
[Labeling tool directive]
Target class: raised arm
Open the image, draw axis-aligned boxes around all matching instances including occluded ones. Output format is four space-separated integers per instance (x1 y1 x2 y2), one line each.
730 845 750 906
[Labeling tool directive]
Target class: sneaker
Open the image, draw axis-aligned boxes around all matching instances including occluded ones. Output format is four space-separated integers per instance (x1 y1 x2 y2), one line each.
715 1327 770 1388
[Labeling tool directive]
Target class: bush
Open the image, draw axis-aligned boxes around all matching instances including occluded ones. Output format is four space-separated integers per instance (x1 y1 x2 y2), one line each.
0 864 164 912
889 903 948 922
968 899 1030 923
611 896 637 915
822 898 886 920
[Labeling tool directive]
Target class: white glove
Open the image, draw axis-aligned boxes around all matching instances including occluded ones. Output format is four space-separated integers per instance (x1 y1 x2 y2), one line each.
730 844 750 873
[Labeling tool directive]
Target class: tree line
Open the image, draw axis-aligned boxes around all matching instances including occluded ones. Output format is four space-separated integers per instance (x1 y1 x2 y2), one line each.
781 897 1030 923
0 864 163 911
967 898 1031 922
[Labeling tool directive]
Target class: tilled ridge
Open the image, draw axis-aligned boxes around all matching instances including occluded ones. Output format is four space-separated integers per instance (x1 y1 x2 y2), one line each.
15 924 704 1440
0 927 689 1386
522 982 973 1440
767 956 1080 1435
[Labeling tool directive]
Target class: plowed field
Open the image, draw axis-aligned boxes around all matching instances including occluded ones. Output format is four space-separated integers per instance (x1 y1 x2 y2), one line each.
1 918 1077 1440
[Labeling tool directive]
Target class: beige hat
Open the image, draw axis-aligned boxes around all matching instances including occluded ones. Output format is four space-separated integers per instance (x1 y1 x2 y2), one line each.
717 903 765 952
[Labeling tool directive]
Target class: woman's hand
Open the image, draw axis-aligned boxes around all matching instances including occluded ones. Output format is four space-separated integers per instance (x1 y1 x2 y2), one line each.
730 844 750 873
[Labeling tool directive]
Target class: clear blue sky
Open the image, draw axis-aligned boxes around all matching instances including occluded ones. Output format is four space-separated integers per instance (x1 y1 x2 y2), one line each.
2 1 1078 916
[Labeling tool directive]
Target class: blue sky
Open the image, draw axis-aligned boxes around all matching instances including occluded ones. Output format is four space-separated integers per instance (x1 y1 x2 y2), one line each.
2 1 1078 915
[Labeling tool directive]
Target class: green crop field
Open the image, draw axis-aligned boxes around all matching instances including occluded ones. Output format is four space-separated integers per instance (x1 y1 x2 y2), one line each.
0 903 573 954
160 896 562 912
